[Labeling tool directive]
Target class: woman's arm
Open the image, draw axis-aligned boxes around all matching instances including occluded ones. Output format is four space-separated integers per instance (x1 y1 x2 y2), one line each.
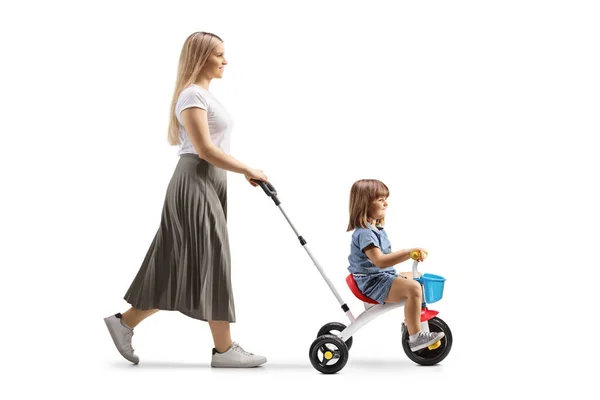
180 107 251 175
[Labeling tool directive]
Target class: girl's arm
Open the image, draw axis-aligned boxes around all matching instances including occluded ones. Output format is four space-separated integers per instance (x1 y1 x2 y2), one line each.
363 245 414 268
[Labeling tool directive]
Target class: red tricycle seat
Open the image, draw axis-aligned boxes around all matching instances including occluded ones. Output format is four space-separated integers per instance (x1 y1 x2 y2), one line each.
346 274 378 304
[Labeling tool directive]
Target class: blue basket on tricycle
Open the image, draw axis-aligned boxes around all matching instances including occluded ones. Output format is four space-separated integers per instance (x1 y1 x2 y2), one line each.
417 273 446 304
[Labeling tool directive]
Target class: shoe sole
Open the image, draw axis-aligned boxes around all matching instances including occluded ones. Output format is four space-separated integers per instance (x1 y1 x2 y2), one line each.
410 333 445 352
211 359 267 368
104 317 139 365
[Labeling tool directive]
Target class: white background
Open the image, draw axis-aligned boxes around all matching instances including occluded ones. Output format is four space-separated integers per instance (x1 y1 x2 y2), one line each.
1 0 599 398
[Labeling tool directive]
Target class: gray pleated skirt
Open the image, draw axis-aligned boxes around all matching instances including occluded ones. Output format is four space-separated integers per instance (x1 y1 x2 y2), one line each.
123 153 235 322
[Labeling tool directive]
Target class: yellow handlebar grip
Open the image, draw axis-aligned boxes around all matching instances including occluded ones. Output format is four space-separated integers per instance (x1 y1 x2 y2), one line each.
410 250 428 260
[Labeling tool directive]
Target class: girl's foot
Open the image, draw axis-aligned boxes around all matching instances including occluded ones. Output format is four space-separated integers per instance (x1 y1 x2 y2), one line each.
409 331 445 352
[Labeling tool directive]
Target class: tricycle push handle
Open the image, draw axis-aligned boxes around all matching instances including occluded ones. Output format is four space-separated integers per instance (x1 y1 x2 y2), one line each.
252 179 280 206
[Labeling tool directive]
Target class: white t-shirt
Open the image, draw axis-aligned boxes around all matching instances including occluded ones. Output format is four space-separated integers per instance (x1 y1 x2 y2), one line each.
175 84 234 156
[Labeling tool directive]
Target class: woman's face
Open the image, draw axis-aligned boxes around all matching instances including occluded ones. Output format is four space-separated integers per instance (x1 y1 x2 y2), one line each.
202 42 227 79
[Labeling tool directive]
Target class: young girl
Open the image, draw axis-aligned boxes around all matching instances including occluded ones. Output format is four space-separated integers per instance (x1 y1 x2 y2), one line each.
347 179 445 352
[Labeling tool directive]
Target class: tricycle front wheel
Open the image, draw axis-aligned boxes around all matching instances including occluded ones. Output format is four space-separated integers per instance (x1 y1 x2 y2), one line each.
401 316 453 366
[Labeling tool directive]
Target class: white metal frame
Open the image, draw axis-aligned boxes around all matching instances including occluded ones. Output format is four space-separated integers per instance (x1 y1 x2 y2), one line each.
338 301 406 341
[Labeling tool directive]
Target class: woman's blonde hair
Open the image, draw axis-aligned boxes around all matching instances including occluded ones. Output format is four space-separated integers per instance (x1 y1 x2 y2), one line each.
167 31 223 146
347 179 390 231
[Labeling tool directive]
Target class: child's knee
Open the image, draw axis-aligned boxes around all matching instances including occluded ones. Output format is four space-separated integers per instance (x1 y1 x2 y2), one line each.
409 281 422 298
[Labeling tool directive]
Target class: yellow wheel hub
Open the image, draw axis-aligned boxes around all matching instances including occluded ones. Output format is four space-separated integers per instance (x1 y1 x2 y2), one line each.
324 351 333 360
428 340 441 350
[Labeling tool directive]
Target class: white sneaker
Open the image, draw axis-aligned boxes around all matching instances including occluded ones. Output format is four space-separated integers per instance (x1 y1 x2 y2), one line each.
104 313 139 364
211 342 267 368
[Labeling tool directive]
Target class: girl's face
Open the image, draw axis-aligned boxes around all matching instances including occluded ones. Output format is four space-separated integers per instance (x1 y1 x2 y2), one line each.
201 42 227 79
368 195 388 222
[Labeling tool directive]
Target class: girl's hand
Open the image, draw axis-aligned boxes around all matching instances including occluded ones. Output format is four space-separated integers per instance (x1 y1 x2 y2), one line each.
410 248 428 262
245 168 269 187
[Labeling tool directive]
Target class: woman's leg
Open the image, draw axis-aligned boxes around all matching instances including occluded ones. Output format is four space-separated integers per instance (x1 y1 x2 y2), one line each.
208 320 233 352
121 307 159 328
384 277 422 335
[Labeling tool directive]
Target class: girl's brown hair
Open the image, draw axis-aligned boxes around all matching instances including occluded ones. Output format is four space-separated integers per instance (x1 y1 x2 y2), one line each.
347 179 389 231
167 31 223 146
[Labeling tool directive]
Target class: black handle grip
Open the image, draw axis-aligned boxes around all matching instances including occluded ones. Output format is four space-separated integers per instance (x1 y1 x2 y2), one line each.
252 179 277 196
251 179 280 206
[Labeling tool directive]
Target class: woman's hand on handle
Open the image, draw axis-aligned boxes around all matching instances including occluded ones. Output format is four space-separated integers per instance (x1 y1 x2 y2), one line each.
244 168 268 187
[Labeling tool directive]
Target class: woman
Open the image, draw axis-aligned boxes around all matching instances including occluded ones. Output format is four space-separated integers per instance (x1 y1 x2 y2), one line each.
104 32 268 368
